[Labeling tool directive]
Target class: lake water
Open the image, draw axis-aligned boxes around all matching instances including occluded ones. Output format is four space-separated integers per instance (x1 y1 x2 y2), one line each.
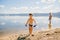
0 16 60 35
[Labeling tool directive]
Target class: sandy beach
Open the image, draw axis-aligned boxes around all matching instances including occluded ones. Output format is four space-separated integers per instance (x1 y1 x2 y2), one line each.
0 28 60 40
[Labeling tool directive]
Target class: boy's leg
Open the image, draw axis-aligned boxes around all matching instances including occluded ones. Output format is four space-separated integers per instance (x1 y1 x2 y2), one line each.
49 20 52 29
49 20 51 24
48 24 51 29
29 26 33 35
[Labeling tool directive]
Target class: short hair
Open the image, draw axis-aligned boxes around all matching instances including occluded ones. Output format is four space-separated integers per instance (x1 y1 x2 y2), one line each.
29 13 33 16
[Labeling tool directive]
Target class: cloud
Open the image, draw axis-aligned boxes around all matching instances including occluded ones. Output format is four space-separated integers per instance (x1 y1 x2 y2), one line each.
0 5 8 13
41 0 46 3
41 0 56 4
8 7 28 13
0 6 28 13
35 1 40 4
0 5 5 8
28 7 41 13
0 5 60 13
0 10 8 13
0 0 60 14
42 5 60 13
0 6 42 13
52 7 60 13
58 0 60 3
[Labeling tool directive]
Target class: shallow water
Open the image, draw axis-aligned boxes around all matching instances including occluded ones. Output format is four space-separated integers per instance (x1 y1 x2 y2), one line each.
0 16 60 35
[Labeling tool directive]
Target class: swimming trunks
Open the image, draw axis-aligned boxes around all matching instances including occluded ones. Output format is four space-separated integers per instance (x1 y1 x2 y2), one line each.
29 24 33 27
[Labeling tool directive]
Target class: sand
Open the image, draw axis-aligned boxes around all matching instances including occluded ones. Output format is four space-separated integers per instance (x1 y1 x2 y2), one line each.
0 28 60 40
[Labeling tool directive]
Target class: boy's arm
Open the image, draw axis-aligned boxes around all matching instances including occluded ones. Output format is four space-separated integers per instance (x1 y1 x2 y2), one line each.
25 19 29 26
33 19 37 25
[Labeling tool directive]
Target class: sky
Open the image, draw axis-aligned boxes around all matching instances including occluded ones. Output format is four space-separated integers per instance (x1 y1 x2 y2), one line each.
0 0 60 14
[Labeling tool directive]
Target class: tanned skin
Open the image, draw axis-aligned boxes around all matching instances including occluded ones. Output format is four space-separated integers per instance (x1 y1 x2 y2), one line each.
25 13 36 36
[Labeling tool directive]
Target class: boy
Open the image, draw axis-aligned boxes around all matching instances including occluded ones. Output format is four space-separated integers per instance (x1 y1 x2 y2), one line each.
48 12 52 29
25 13 37 36
49 12 52 24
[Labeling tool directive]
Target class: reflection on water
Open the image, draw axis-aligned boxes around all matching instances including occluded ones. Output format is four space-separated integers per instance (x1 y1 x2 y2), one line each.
0 16 60 36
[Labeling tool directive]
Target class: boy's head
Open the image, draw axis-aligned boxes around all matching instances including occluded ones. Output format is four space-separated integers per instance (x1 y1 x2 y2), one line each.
29 13 33 18
29 13 32 16
29 13 33 16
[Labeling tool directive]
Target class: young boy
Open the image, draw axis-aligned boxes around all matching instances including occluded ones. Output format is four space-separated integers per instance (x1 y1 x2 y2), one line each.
25 13 37 36
49 12 52 24
48 12 52 29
